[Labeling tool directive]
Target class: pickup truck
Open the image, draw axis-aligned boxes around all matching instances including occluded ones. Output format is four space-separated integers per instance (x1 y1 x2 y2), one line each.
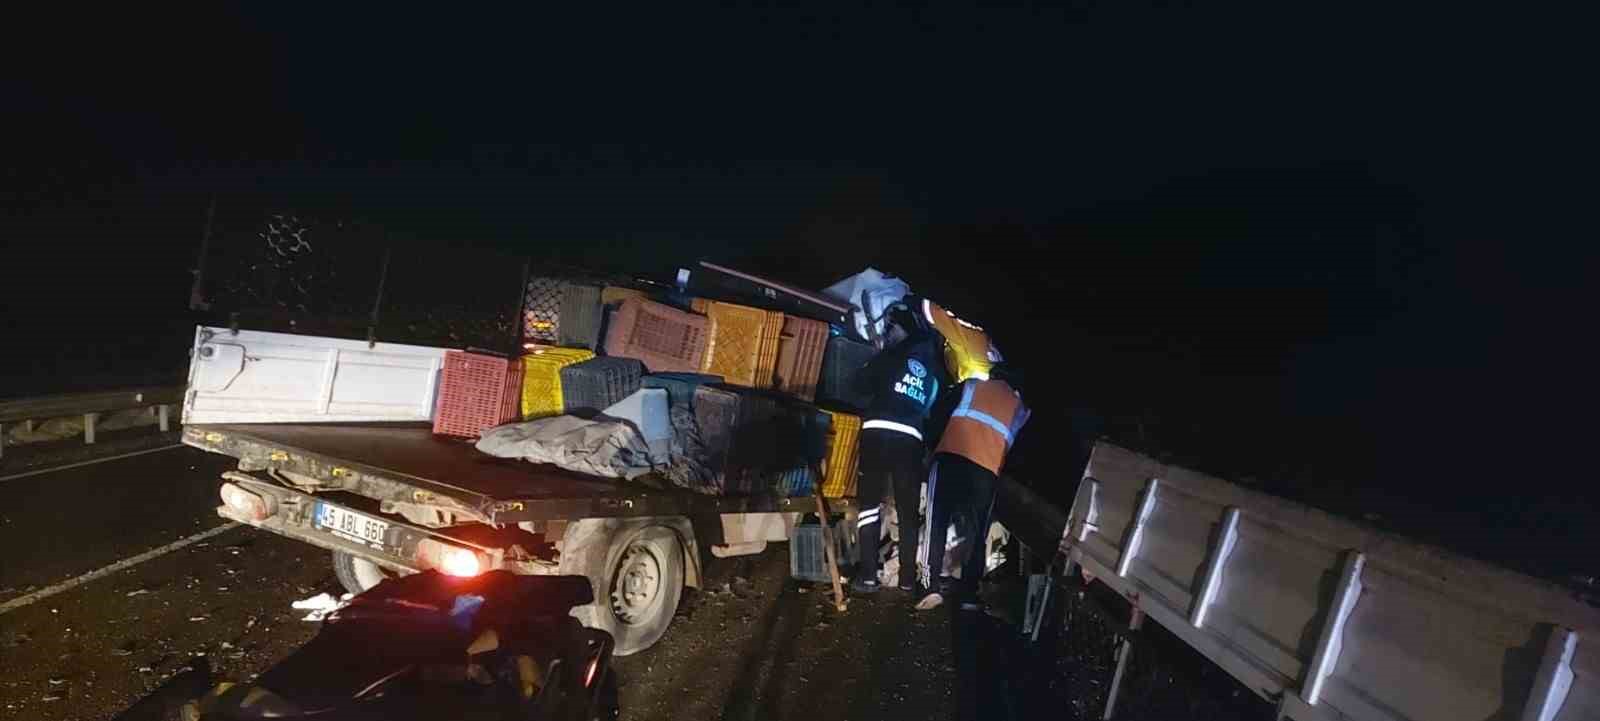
180 326 856 655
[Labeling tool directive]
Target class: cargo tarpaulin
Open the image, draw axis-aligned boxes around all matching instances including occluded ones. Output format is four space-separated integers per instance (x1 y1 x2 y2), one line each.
475 415 656 480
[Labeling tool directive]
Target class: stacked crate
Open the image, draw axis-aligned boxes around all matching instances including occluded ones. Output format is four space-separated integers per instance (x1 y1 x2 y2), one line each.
557 284 605 350
690 299 775 388
774 315 829 401
817 409 862 498
433 351 525 438
520 347 595 419
603 297 710 374
790 516 858 583
560 357 645 414
522 276 567 344
815 334 877 412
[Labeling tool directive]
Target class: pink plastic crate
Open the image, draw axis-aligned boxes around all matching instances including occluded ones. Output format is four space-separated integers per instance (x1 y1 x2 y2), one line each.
433 351 524 438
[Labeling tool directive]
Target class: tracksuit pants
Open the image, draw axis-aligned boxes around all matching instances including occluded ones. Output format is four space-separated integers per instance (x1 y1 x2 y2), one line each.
854 428 925 588
921 452 996 599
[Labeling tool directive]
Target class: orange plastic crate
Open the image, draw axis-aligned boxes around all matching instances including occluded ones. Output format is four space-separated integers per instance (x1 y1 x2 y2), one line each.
819 409 862 498
433 351 525 438
693 299 772 387
774 315 828 401
603 297 710 374
753 310 784 390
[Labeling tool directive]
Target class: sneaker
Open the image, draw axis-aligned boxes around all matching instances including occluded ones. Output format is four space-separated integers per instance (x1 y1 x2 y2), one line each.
850 578 881 595
914 592 945 611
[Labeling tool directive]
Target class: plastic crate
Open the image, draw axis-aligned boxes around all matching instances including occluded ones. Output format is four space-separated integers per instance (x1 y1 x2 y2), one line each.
692 385 794 495
601 286 647 306
789 517 858 583
691 299 773 387
753 310 785 390
774 315 829 401
560 356 644 414
603 297 710 374
818 409 862 498
642 372 722 410
558 284 604 350
433 351 525 438
520 347 595 419
815 334 877 412
523 277 568 344
774 466 817 497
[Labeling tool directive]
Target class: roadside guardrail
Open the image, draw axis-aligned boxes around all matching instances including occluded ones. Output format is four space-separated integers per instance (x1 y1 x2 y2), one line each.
996 441 1597 721
0 386 184 459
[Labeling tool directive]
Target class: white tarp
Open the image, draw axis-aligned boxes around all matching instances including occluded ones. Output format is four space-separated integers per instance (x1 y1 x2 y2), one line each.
822 268 912 343
602 388 671 464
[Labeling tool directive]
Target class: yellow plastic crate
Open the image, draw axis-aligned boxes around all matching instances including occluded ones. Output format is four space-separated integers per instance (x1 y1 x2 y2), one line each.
819 409 862 498
693 300 771 387
753 310 784 389
520 347 595 419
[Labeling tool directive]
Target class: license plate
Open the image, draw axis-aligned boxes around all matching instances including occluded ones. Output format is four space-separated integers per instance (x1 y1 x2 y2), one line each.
314 502 390 548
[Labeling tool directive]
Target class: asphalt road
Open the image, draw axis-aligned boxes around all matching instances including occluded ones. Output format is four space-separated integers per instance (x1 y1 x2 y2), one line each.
0 447 972 721
0 443 1283 721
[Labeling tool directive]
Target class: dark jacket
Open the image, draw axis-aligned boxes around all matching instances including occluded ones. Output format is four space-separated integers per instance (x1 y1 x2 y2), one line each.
853 329 950 441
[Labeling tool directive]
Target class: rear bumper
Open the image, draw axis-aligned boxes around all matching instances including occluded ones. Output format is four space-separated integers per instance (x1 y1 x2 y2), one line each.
217 480 506 575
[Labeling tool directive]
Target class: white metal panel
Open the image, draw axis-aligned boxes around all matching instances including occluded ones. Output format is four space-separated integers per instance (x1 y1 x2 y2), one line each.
1062 441 1600 721
183 327 447 425
1553 634 1596 721
1127 483 1224 616
1321 561 1550 721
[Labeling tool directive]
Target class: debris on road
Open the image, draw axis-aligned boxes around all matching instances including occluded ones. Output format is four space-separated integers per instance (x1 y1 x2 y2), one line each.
125 589 150 597
291 592 352 621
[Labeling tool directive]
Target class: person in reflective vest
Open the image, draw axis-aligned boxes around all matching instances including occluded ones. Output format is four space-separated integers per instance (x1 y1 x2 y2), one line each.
849 300 949 595
916 362 1029 611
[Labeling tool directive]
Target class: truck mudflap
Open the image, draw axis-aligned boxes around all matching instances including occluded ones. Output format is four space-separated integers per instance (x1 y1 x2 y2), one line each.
215 473 549 577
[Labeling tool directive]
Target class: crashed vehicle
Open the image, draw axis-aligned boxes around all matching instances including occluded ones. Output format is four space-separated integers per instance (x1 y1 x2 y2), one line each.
182 571 617 721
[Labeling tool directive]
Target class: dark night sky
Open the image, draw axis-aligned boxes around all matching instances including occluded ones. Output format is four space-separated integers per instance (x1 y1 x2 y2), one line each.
4 4 1593 576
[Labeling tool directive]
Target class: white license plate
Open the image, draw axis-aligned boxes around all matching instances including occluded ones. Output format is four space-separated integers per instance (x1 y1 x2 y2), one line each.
314 503 390 548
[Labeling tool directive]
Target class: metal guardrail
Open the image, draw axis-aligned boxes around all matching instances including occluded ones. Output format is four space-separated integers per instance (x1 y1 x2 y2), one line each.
0 386 184 458
999 441 1599 721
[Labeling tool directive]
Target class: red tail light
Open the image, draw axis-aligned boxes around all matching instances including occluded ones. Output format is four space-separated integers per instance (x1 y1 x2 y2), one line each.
415 539 485 577
219 483 274 521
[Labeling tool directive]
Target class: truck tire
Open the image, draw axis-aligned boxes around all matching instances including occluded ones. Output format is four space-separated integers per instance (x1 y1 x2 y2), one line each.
331 550 392 595
567 525 685 656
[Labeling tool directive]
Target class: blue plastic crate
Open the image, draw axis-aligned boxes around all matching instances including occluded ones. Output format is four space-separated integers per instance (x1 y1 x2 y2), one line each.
789 517 858 583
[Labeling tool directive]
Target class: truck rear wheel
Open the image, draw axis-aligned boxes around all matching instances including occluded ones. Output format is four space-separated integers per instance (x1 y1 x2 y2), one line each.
567 525 685 656
331 550 393 595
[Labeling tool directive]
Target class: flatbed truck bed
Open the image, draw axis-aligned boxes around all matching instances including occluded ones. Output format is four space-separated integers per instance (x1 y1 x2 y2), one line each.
182 421 855 654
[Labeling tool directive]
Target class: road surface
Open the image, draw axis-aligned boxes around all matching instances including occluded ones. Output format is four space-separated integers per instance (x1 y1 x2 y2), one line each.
0 447 964 721
0 446 1267 721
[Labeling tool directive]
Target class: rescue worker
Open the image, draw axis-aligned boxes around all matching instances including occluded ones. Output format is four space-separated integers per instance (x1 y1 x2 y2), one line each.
850 298 949 594
916 362 1029 611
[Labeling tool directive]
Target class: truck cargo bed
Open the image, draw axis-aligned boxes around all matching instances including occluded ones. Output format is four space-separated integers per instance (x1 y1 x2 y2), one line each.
183 423 850 524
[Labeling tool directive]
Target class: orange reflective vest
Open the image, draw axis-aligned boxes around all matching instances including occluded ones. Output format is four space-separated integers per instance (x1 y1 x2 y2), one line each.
934 378 1029 475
